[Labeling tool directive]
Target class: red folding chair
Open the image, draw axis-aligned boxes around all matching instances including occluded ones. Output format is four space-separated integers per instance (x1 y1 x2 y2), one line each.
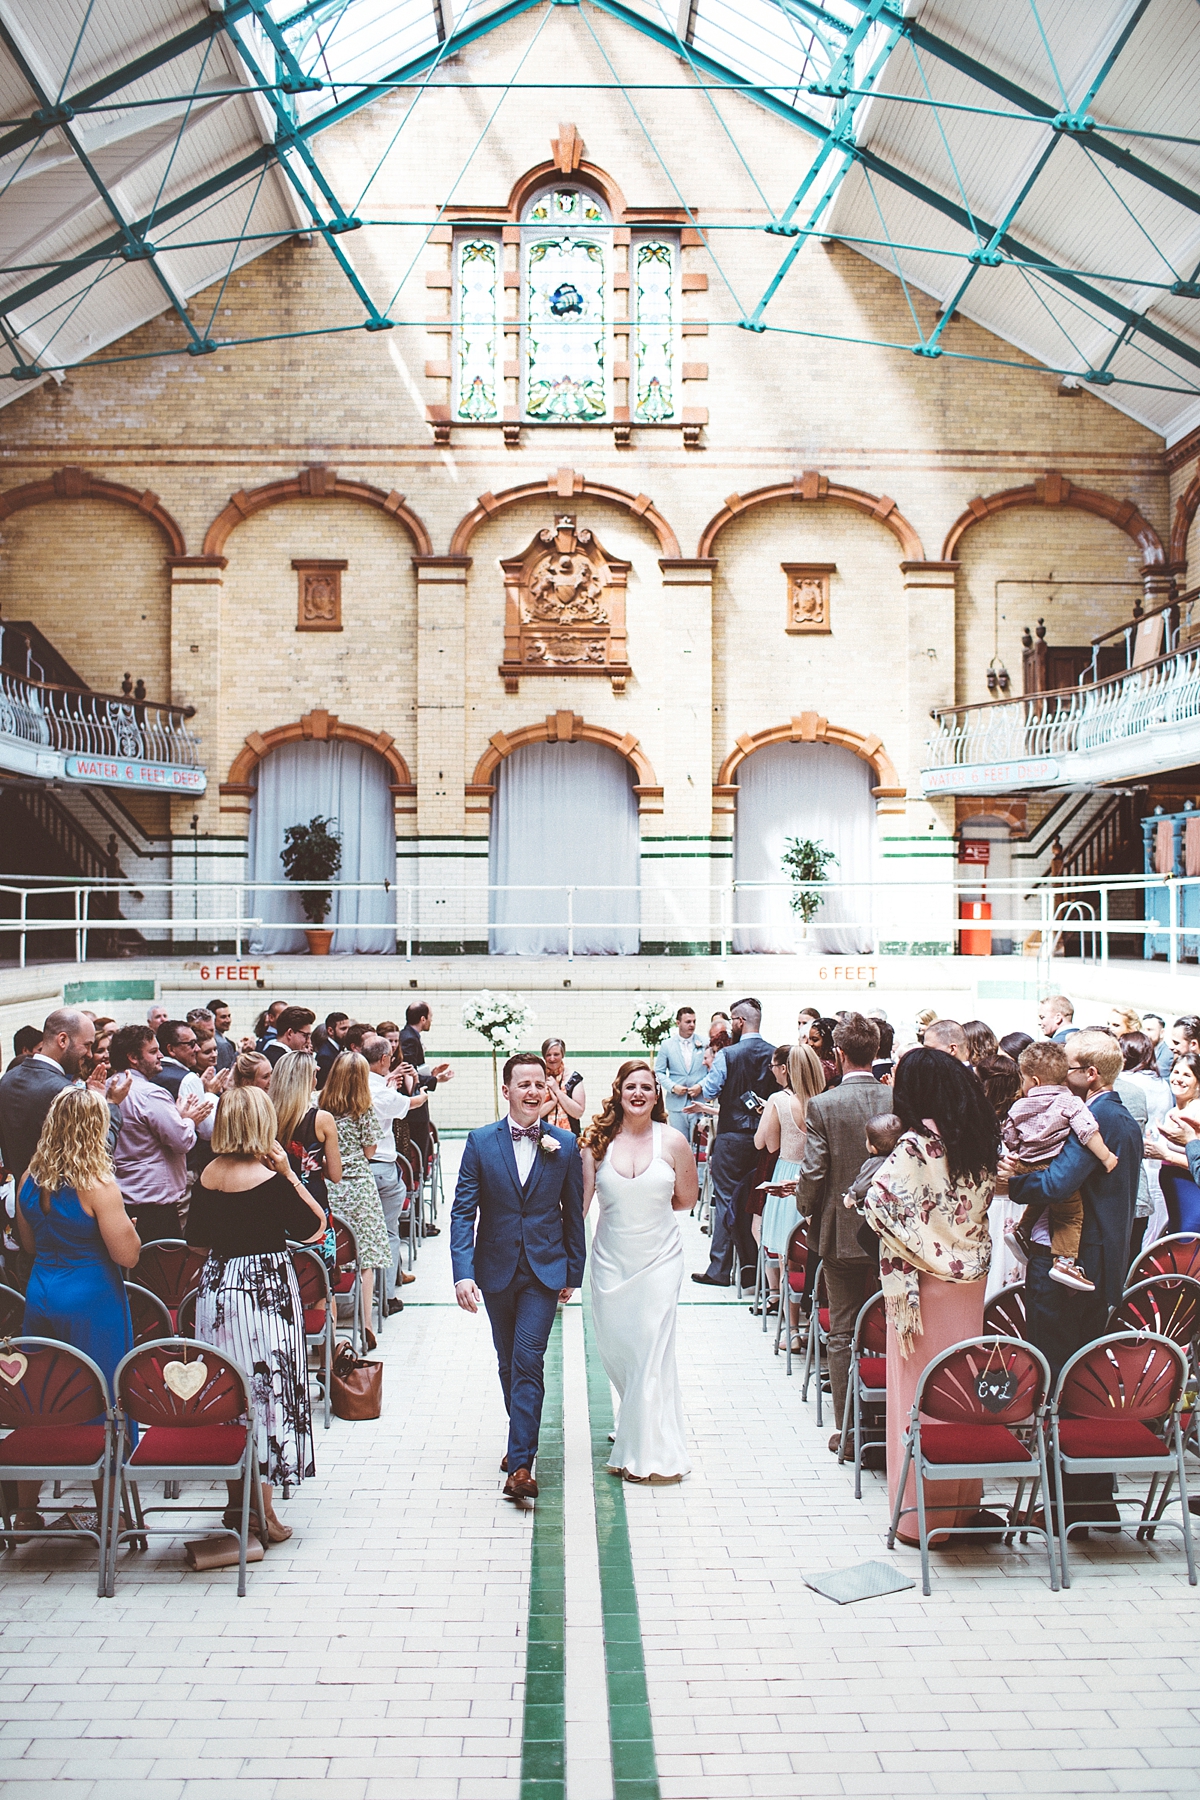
1127 1232 1200 1287
1049 1331 1197 1589
0 1339 114 1595
838 1292 887 1497
800 1260 831 1423
131 1241 208 1329
984 1282 1027 1341
396 1151 422 1271
124 1282 173 1346
110 1338 262 1597
887 1335 1057 1596
773 1219 809 1372
290 1246 334 1430
176 1289 200 1340
330 1215 365 1353
1110 1276 1200 1346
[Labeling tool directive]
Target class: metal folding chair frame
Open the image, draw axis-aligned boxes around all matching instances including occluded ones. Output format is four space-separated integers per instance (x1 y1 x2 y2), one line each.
0 1338 114 1596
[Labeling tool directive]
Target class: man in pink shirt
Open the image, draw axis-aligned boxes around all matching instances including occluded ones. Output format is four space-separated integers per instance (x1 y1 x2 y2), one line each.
109 1024 206 1241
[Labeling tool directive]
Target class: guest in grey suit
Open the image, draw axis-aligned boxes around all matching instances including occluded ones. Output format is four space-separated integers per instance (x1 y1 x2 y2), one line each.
0 1008 122 1187
793 1013 887 1447
655 1008 705 1145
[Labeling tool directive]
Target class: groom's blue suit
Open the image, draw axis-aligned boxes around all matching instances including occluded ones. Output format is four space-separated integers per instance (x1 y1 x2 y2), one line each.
452 1119 585 1473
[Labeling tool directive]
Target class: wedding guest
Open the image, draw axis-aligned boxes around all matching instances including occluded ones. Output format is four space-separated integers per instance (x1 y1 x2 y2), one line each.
1144 1050 1200 1174
207 998 237 1071
12 1086 140 1531
962 1019 999 1067
863 1046 998 1544
362 1035 423 1312
872 1020 896 1084
1120 1029 1171 1255
323 1051 388 1339
923 1019 970 1062
755 1042 825 1346
189 1086 325 1541
255 1002 288 1050
110 1025 206 1241
179 1036 221 1141
376 1020 402 1060
655 1009 705 1144
316 1012 350 1088
186 1008 216 1051
793 1013 886 1447
914 1007 937 1044
704 1013 731 1070
401 1001 453 1170
806 1016 838 1089
1141 1012 1172 1077
1170 1016 1200 1062
1000 1030 1034 1062
147 1004 168 1033
269 1050 341 1220
0 1008 122 1195
1038 994 1075 1042
691 998 776 1289
154 1020 198 1098
6 1025 41 1070
541 1038 585 1136
264 1008 315 1067
232 1051 273 1091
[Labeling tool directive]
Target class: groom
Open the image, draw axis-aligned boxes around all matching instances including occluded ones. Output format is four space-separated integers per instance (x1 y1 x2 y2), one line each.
452 1052 585 1501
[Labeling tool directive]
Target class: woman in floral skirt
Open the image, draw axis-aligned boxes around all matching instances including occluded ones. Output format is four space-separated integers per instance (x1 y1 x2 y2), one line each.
322 1051 387 1340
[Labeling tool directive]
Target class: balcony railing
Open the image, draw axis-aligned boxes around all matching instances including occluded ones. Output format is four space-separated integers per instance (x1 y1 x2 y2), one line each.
922 643 1200 794
0 665 203 788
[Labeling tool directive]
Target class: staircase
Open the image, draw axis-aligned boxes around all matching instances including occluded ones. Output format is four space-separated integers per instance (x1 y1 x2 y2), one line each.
0 787 147 960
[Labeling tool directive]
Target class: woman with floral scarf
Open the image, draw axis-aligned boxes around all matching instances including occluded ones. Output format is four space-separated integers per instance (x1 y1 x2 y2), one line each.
863 1048 999 1545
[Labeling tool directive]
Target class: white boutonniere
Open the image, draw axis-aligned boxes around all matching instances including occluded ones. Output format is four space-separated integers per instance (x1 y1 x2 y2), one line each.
539 1134 559 1154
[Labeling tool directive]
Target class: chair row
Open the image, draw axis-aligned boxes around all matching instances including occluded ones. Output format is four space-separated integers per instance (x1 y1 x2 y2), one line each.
0 1335 267 1597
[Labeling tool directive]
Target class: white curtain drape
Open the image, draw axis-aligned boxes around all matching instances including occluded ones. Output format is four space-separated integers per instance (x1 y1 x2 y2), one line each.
733 741 876 954
489 740 640 954
248 738 396 953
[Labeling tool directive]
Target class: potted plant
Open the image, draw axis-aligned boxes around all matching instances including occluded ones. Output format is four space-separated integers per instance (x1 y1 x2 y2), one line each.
462 990 537 1118
281 815 342 955
781 836 837 940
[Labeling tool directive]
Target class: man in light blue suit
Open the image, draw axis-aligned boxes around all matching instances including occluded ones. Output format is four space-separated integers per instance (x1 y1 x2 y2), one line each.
452 1052 585 1501
655 1006 705 1145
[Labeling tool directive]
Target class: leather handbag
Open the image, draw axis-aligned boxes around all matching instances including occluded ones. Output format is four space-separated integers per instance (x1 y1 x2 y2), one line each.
330 1339 382 1421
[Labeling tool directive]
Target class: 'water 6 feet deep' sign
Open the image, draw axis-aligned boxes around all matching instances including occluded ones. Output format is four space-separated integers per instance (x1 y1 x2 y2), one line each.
65 755 206 793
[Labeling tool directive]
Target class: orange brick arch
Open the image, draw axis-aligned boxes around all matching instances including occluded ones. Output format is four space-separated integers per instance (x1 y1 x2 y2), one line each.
469 711 662 812
202 464 433 558
0 465 186 556
1170 464 1200 570
221 710 414 798
942 470 1165 565
449 471 680 559
716 715 904 802
697 473 925 561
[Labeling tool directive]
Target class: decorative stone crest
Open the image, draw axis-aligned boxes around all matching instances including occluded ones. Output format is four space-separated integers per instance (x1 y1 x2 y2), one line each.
782 562 835 635
293 558 347 632
500 516 631 693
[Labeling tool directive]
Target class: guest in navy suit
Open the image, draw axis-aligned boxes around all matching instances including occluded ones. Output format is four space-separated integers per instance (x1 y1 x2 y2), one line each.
452 1052 585 1501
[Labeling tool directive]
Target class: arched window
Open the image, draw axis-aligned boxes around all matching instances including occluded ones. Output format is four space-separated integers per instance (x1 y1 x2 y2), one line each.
733 741 876 954
453 185 679 426
488 738 640 954
247 738 396 953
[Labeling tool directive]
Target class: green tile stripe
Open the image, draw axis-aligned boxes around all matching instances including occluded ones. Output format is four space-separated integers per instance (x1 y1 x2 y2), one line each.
581 1281 662 1800
521 1312 566 1800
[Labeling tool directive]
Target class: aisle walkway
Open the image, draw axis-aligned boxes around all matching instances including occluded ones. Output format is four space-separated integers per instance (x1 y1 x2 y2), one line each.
1 1187 1198 1800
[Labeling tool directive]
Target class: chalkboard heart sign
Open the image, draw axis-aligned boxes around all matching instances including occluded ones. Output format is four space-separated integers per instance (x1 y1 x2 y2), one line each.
976 1368 1019 1413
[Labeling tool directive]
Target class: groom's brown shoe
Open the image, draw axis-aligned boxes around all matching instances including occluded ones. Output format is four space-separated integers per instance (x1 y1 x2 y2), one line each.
504 1467 538 1501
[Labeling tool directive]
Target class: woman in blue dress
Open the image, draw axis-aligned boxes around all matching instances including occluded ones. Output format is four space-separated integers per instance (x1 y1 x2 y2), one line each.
13 1085 141 1529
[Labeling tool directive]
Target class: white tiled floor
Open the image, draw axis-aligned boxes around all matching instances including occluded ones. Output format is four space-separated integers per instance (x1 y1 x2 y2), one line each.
4 1187 1200 1800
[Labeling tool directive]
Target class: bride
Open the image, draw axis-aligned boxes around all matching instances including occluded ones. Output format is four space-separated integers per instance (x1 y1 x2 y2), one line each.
581 1060 697 1483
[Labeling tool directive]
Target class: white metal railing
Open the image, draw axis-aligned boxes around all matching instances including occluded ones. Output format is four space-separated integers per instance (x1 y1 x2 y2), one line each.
1 872 1198 973
0 666 200 766
923 643 1200 774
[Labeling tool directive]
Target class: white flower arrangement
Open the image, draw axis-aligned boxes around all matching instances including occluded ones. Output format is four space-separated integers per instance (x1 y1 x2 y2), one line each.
461 989 536 1052
623 998 677 1055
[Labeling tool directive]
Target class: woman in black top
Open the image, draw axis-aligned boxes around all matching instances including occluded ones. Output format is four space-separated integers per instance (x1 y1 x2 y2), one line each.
188 1085 325 1542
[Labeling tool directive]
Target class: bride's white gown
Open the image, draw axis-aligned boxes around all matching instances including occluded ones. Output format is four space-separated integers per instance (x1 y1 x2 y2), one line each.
590 1122 691 1480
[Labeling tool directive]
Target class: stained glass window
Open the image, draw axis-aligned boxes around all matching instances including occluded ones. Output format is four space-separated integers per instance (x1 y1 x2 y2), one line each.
522 186 610 423
633 239 677 422
454 236 501 422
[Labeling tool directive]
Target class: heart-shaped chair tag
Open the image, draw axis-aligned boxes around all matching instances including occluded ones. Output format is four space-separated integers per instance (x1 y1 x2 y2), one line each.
0 1352 28 1386
163 1359 207 1401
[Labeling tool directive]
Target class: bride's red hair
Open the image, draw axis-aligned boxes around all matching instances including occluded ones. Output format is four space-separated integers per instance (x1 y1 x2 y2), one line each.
581 1059 667 1160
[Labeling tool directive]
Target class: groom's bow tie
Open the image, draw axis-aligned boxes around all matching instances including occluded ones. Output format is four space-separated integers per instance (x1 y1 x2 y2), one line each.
510 1122 541 1143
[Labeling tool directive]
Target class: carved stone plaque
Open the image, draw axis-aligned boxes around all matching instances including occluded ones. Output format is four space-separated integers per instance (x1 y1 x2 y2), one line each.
293 559 348 632
783 562 835 635
500 516 631 693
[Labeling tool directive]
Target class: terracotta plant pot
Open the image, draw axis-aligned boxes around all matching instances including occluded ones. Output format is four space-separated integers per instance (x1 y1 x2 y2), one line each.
304 927 334 956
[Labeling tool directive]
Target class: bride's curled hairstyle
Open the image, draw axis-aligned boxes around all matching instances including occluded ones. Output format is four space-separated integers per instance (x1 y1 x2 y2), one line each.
582 1060 667 1161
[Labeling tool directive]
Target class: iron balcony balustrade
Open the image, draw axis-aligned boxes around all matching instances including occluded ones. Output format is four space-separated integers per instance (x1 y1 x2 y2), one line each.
0 664 204 792
922 622 1200 797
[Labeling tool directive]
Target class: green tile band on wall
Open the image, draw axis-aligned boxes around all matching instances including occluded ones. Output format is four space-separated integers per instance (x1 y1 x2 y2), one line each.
63 979 156 1003
581 1274 661 1800
520 1314 565 1800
